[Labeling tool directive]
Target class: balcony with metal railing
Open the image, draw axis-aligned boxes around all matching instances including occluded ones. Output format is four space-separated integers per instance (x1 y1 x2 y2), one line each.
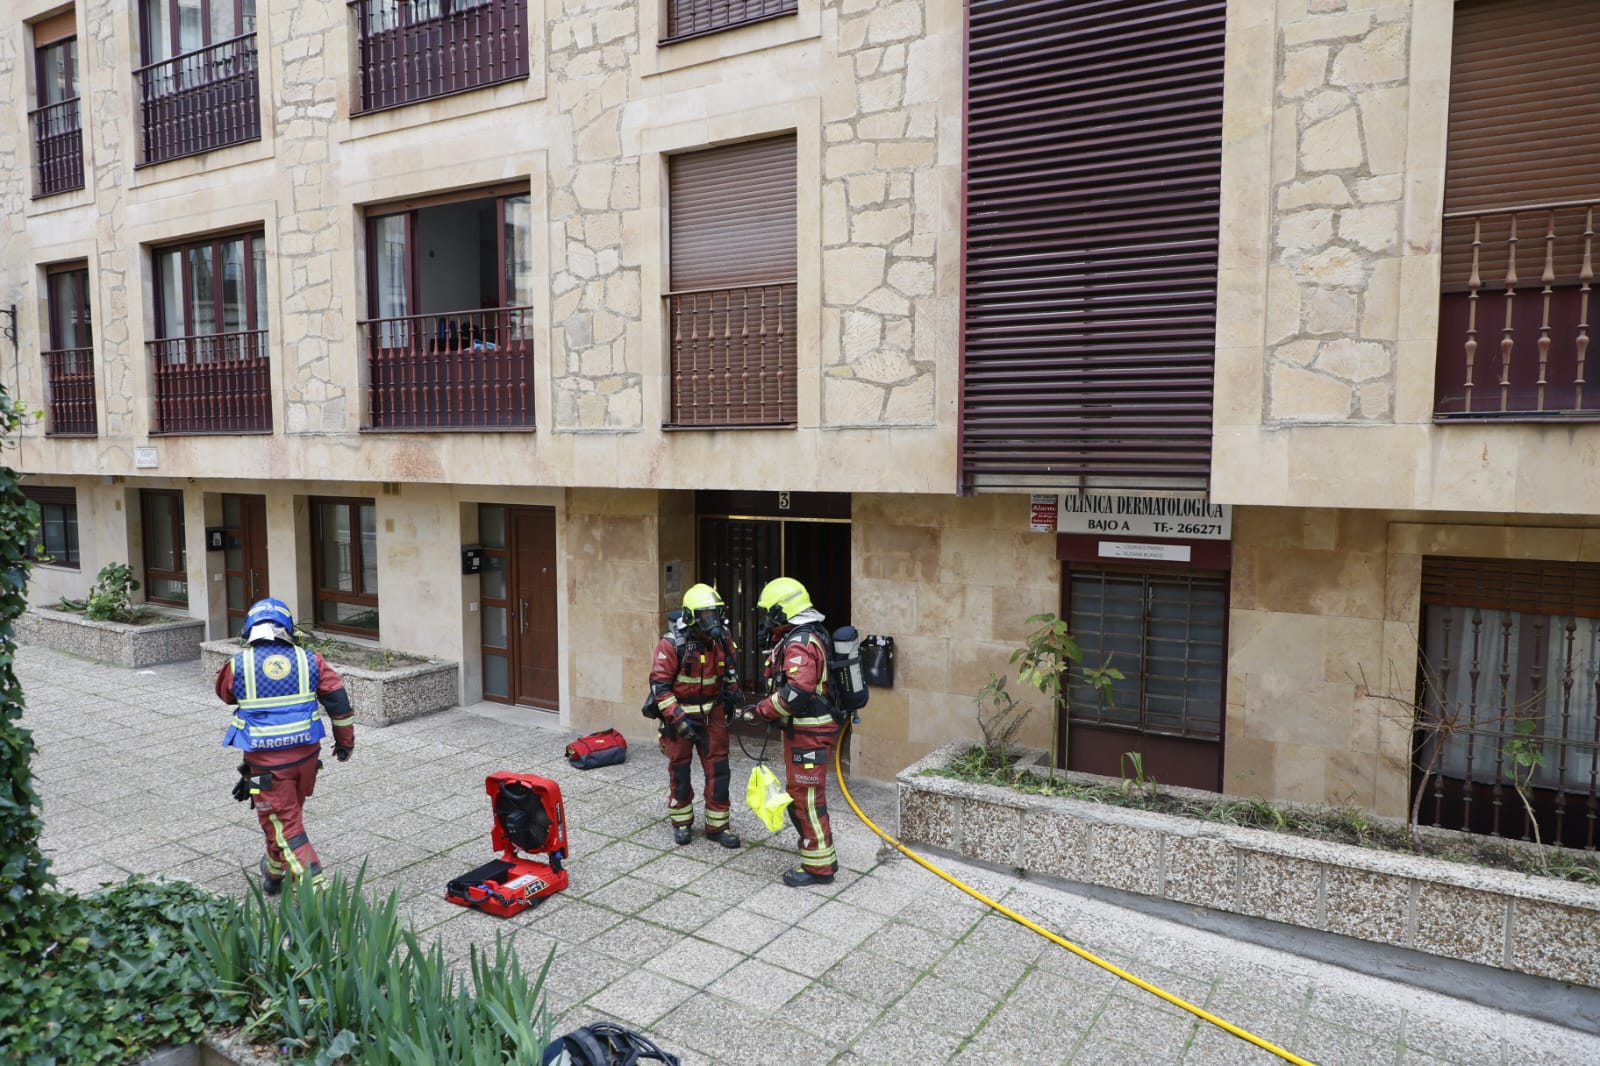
1436 199 1600 419
661 0 797 43
29 98 84 196
135 34 260 166
360 306 535 429
349 0 528 115
148 331 271 433
666 282 797 428
43 348 96 436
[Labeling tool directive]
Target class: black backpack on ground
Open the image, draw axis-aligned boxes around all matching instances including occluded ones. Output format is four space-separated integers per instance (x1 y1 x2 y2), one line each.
542 1022 680 1065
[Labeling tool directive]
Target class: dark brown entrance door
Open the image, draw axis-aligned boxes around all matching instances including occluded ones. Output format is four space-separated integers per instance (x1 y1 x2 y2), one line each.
222 493 269 637
510 507 559 710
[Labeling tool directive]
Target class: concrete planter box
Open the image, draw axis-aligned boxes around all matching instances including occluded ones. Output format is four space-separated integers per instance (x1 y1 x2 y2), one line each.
17 605 205 667
140 1033 273 1066
899 742 1600 993
201 640 458 727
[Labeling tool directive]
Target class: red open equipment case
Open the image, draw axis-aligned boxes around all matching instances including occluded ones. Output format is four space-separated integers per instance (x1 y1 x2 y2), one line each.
444 772 569 917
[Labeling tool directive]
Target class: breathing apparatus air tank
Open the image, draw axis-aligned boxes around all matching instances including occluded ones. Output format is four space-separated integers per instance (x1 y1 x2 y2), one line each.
829 625 869 722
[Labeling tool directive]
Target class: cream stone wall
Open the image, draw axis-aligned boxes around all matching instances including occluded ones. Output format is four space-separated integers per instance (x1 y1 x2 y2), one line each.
1213 0 1600 515
1 0 963 497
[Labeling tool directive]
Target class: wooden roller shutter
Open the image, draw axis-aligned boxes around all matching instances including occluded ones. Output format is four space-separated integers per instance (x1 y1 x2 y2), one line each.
1441 0 1600 289
961 0 1227 491
666 136 798 426
1421 556 1600 619
662 0 797 45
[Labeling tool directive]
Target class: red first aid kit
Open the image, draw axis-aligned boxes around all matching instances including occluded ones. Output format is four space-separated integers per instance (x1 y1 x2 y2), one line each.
566 728 627 769
444 772 569 917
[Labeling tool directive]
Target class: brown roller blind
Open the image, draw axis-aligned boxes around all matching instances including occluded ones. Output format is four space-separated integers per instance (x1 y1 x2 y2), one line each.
668 136 797 291
33 11 76 47
961 0 1226 491
1422 556 1600 619
1441 0 1600 289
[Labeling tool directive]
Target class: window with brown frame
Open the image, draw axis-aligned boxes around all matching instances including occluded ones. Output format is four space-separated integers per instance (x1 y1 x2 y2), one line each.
141 489 188 605
150 229 271 433
22 486 80 569
311 497 379 636
361 188 535 428
666 135 797 427
1435 0 1600 418
136 0 261 164
30 11 83 196
44 264 96 436
660 0 796 44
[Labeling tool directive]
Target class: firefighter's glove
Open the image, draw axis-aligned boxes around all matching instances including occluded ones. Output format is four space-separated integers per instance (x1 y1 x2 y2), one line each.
736 704 759 724
334 744 353 763
674 717 700 741
231 763 252 803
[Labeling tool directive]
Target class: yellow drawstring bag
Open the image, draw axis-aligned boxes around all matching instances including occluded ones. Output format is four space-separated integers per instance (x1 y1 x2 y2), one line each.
746 763 792 832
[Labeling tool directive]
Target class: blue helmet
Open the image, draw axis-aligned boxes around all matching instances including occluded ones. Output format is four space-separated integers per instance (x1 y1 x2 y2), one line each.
243 597 295 643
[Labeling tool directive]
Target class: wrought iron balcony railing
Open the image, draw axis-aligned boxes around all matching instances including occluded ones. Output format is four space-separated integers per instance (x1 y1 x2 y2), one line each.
29 98 84 196
43 347 96 436
149 330 272 433
1437 199 1600 419
349 0 528 115
666 282 797 427
136 33 261 166
361 306 534 429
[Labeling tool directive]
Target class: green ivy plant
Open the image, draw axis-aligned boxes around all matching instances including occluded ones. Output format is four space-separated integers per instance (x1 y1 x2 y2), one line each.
0 393 49 954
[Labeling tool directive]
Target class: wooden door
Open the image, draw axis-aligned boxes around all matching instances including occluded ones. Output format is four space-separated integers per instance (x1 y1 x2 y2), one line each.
510 507 558 710
222 493 269 637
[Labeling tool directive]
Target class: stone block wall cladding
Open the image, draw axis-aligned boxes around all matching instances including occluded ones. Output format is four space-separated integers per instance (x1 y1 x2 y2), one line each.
900 744 1600 991
1267 0 1411 424
17 607 206 668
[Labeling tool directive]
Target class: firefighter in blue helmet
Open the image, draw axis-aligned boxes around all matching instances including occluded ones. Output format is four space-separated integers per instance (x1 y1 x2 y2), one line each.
215 598 355 894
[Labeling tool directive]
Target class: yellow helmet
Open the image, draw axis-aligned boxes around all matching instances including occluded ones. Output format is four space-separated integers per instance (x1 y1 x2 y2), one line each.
756 576 812 628
682 583 724 612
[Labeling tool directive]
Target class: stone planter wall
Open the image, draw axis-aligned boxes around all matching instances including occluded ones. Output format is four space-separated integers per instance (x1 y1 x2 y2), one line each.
201 641 458 727
899 743 1600 993
17 606 206 667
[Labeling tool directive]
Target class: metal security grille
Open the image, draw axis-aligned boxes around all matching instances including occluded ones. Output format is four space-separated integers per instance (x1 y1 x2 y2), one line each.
667 136 797 427
1065 567 1226 740
1419 556 1600 849
962 0 1227 490
662 0 797 44
1436 0 1600 418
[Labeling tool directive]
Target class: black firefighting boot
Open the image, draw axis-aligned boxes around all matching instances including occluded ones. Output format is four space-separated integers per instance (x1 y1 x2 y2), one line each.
258 857 284 897
707 829 741 849
673 825 694 846
781 866 835 887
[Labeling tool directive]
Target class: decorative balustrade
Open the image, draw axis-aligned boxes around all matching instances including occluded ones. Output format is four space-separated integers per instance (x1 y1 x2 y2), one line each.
361 306 534 429
43 348 96 436
666 282 797 427
349 0 528 114
1437 199 1600 418
29 98 83 196
136 34 260 166
148 331 271 433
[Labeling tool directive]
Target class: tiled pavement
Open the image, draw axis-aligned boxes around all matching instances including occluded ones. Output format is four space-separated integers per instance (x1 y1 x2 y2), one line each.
24 646 1600 1065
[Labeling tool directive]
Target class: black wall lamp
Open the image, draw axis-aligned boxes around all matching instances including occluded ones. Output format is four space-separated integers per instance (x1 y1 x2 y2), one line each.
0 305 15 353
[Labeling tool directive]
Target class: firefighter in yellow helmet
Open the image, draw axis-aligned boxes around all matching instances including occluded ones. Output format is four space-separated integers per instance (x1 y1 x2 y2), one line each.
746 576 839 886
649 583 744 847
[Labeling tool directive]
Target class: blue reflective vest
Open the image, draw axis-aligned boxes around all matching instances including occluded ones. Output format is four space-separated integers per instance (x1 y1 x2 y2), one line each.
222 643 325 752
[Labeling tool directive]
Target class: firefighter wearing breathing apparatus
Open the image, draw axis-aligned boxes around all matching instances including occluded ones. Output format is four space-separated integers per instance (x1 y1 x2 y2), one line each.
215 597 356 895
746 576 840 887
650 583 743 848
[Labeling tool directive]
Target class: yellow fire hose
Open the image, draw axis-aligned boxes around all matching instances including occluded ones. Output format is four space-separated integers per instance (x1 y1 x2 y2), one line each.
832 727 1313 1065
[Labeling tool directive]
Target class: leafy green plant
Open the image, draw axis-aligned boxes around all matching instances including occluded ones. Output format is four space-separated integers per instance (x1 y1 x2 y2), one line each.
973 673 1033 772
82 561 147 622
1504 713 1548 865
0 878 236 1064
190 868 553 1064
0 393 50 955
1119 751 1158 801
1009 613 1123 780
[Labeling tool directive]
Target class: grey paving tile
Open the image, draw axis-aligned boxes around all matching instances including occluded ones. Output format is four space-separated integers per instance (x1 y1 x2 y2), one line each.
849 1012 966 1063
643 936 744 989
785 983 884 1048
1292 1017 1403 1066
636 890 729 935
891 971 1001 1036
795 897 893 945
860 919 958 971
1089 994 1203 1059
1001 968 1106 1027
897 892 989 940
932 942 1033 998
1068 1032 1163 1065
706 956 813 1013
565 958 678 1024
821 950 923 1008
587 919 687 966
754 924 856 978
583 873 675 916
962 1002 1085 1065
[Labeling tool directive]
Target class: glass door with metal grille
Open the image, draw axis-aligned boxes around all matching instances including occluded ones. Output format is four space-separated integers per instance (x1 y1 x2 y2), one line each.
1062 566 1227 791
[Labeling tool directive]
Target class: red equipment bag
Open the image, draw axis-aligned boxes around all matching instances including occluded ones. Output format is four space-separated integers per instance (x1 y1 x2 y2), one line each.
445 772 569 917
566 728 627 769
